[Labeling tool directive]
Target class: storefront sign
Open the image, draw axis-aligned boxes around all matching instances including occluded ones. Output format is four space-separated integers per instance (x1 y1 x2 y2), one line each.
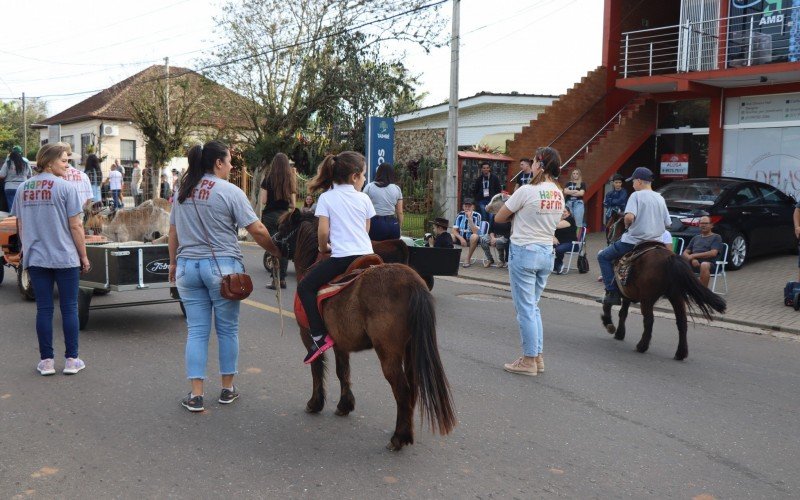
738 94 800 123
660 154 689 178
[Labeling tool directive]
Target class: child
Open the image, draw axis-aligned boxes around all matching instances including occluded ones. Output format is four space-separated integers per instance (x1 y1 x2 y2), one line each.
426 217 454 248
603 173 628 224
296 151 375 363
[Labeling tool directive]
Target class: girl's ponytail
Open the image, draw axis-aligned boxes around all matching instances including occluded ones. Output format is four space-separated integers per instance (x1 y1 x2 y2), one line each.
307 154 336 194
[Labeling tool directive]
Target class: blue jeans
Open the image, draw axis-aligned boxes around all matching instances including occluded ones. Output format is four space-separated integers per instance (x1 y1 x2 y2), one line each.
368 215 401 241
176 257 244 379
5 189 17 212
597 240 634 292
28 266 80 360
111 189 122 209
508 243 553 357
553 242 574 270
91 184 101 202
566 199 584 228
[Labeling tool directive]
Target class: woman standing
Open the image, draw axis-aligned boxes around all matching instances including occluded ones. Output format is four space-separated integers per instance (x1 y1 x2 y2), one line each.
259 153 296 289
0 147 33 211
13 143 91 376
362 162 403 241
168 140 281 412
83 154 103 203
494 147 564 376
105 164 123 210
563 168 586 229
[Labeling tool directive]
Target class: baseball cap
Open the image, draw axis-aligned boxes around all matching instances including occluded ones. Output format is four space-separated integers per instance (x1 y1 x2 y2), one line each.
11 145 22 154
626 167 654 182
462 197 474 205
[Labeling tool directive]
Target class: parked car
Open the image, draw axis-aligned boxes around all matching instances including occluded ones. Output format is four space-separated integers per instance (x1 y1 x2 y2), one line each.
657 177 797 270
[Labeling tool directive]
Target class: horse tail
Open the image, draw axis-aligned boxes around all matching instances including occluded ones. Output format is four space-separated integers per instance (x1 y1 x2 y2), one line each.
666 254 726 321
406 281 457 435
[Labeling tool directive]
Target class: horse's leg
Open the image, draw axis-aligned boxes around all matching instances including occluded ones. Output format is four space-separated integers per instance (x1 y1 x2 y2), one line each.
635 299 655 353
601 303 616 334
375 346 414 451
668 295 689 361
333 349 355 416
300 328 326 413
615 299 630 341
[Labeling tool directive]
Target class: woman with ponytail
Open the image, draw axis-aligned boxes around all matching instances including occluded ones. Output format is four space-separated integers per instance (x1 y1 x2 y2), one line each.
494 146 565 377
298 151 375 364
259 152 296 289
168 140 281 413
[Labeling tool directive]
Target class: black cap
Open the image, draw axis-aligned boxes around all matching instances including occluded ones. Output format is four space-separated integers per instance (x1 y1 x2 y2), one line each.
432 217 450 228
462 197 474 205
611 173 625 182
626 167 654 182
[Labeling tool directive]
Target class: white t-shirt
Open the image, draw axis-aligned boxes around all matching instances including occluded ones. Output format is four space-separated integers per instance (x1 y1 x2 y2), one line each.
63 166 93 206
108 170 123 190
504 181 565 246
315 183 376 258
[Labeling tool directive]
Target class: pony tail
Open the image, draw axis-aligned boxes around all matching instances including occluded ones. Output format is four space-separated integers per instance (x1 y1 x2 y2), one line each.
307 154 336 194
178 145 204 203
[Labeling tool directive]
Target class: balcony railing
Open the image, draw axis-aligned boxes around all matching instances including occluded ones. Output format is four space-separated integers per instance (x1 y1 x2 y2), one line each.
620 6 800 78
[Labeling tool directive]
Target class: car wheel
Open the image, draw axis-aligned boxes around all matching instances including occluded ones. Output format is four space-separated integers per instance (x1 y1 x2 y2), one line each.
727 232 747 270
0 264 4 285
18 266 35 301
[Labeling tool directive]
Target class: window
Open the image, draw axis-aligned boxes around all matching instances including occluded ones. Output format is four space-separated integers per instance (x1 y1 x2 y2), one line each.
120 139 137 183
81 134 92 162
758 185 787 204
727 186 761 207
60 135 75 152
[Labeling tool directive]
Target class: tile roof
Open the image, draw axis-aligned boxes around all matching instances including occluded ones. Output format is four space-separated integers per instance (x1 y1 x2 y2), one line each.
38 65 251 129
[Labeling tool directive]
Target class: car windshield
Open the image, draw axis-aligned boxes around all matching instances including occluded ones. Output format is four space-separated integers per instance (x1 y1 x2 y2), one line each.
658 180 735 206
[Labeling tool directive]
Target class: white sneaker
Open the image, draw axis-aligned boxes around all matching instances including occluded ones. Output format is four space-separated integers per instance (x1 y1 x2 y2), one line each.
63 357 85 375
37 358 55 376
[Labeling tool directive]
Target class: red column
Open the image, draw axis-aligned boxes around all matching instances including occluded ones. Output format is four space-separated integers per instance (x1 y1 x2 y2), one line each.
706 91 724 176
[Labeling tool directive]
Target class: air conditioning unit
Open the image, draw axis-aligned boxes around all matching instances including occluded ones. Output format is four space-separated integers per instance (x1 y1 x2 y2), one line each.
102 125 119 137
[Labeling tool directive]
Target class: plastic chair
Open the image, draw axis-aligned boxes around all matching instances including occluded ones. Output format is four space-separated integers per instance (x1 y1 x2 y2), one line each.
563 226 588 274
710 243 728 294
672 237 685 255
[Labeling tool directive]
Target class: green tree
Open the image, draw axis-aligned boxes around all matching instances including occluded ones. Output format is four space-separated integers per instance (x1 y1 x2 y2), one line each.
205 0 444 175
0 99 48 156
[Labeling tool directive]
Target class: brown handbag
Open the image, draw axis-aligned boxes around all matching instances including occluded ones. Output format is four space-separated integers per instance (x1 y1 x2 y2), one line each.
192 197 253 300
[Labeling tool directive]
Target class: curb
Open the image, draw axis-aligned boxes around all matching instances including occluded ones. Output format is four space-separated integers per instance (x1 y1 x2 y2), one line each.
452 273 800 337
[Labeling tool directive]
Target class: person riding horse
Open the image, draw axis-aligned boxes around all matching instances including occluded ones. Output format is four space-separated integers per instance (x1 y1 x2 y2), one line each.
597 167 671 305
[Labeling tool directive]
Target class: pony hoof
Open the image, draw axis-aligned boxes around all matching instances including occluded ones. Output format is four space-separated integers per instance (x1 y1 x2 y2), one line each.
614 334 625 341
674 352 687 361
334 408 350 416
305 400 324 413
605 324 616 334
635 344 648 353
386 440 402 451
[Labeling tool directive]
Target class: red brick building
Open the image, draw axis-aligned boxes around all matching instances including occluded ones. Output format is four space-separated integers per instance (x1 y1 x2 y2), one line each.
508 0 800 229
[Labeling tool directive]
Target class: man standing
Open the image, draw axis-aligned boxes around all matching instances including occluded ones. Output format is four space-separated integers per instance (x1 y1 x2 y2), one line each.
131 160 143 206
513 158 537 193
472 162 501 221
597 167 670 305
682 216 723 287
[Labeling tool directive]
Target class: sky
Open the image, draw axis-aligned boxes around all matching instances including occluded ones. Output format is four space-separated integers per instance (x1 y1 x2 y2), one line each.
0 0 605 117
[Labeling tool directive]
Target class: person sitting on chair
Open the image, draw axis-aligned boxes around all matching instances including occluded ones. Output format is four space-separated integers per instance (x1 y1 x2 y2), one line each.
426 217 454 248
603 173 628 224
479 216 511 267
682 216 723 287
552 206 577 274
452 198 482 267
597 167 670 305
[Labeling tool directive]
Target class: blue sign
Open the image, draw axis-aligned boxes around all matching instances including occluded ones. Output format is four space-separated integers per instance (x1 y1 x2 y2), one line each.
365 116 394 182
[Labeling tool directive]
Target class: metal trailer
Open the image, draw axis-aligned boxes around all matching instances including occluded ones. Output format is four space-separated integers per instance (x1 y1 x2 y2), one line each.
78 243 184 330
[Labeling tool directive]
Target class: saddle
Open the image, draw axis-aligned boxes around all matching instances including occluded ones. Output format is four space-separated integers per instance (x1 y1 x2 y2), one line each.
293 254 384 330
614 241 666 286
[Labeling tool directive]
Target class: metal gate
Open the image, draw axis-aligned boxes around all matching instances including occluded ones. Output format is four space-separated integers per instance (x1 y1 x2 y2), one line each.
678 0 721 71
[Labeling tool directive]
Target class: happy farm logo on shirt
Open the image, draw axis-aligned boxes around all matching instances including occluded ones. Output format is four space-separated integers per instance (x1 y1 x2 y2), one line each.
191 178 216 201
63 169 82 182
22 179 55 203
538 189 563 211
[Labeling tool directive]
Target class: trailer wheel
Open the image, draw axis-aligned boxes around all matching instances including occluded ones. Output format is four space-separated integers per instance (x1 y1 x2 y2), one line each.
179 301 186 317
794 291 800 312
17 267 35 301
0 264 4 285
422 275 434 291
171 287 186 317
78 288 92 330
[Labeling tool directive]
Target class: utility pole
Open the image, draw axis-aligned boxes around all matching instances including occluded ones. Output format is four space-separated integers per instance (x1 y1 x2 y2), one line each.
21 92 27 157
445 0 460 225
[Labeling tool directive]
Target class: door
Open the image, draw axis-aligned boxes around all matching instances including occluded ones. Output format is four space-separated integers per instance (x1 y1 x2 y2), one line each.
721 184 770 255
678 0 721 72
756 183 796 249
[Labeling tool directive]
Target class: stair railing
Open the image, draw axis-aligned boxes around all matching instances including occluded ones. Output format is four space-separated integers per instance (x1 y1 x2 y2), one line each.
560 96 642 170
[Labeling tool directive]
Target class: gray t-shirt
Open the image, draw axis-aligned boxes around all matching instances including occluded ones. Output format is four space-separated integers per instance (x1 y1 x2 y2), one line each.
621 189 671 245
687 233 723 261
363 182 402 216
0 159 33 189
169 174 259 261
11 173 82 269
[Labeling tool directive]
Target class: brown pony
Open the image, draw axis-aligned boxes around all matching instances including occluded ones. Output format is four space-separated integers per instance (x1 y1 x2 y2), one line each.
601 214 726 360
277 209 456 450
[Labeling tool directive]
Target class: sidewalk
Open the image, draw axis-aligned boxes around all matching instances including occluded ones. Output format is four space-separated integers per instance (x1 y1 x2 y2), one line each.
456 231 800 335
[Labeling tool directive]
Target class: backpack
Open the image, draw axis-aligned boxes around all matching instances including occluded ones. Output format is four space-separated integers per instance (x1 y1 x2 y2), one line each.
784 281 800 310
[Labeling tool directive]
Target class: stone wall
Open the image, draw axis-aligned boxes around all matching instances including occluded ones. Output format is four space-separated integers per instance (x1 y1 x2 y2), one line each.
394 128 446 166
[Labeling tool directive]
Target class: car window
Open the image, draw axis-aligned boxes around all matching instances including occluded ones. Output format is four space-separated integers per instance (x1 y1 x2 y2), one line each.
659 180 730 205
727 186 762 207
758 185 788 204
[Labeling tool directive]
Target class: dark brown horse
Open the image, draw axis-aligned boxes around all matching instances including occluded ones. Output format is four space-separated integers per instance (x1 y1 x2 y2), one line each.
601 214 726 360
277 210 456 450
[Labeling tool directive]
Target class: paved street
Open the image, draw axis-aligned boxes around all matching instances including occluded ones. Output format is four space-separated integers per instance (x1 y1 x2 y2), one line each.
1 243 799 498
